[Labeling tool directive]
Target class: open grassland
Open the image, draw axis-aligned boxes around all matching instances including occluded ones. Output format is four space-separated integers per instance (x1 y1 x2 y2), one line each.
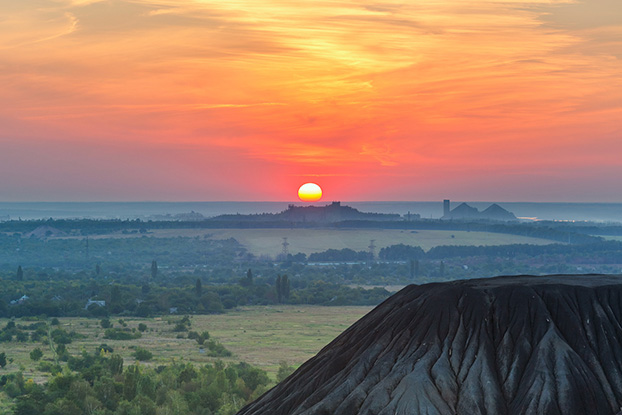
201 229 557 257
0 305 372 383
75 228 558 257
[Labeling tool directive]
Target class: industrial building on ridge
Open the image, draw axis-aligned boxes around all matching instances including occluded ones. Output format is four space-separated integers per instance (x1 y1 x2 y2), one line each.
442 199 517 221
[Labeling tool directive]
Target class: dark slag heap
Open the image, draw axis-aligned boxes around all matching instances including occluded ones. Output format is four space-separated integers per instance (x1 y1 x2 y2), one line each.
238 274 622 415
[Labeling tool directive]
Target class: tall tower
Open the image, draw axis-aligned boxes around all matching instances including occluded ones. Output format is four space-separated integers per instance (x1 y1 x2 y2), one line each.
368 239 376 261
282 237 290 257
443 199 450 217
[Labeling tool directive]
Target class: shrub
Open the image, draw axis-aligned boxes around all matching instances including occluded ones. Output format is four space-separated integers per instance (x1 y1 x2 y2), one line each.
196 331 210 346
97 344 114 354
133 347 153 362
29 348 43 362
206 340 231 357
37 361 61 374
51 328 75 345
172 323 188 332
15 331 29 342
103 329 141 341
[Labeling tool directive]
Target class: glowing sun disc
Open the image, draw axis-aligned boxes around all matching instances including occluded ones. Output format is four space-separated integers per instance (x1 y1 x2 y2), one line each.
298 183 322 202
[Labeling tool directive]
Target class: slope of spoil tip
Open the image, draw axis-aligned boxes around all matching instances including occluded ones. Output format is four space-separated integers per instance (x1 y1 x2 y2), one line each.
237 274 622 415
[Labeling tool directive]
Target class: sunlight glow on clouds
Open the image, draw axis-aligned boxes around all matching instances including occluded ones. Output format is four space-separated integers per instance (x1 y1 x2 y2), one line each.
0 0 620 201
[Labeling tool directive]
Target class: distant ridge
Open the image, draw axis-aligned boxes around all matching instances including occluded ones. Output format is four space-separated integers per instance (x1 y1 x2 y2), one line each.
212 202 405 223
238 274 622 415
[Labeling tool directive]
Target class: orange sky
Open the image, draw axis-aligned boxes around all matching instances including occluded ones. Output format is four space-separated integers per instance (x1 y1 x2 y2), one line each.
0 0 620 201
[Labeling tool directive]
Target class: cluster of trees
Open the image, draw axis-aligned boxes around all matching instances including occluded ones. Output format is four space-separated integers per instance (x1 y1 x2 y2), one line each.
309 241 622 264
0 232 245 270
0 319 80 347
0 314 267 414
424 240 622 260
0 269 391 319
378 244 425 260
1 351 270 415
335 220 601 244
308 249 369 262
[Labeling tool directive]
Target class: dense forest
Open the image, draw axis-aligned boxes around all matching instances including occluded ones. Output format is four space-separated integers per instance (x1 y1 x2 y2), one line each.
3 359 270 415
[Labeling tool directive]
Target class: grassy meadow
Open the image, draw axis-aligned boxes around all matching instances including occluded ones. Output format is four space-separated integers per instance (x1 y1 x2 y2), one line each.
203 229 557 257
0 305 372 384
72 228 558 257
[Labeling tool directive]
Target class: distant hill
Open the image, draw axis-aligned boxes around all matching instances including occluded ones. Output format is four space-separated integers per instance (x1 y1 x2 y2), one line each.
212 202 405 223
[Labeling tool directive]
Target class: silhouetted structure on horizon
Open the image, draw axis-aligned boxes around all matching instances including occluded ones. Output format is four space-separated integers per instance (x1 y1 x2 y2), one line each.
213 202 406 223
441 199 517 221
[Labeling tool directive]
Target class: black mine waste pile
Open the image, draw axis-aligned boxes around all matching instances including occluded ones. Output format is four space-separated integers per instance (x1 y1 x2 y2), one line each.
238 274 622 415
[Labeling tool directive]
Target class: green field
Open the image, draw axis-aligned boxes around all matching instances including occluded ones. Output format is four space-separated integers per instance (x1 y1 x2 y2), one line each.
201 228 557 257
0 305 372 383
79 228 560 256
54 227 559 258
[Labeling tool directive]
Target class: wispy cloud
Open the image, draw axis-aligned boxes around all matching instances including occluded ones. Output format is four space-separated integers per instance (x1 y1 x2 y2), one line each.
0 0 620 200
0 10 78 49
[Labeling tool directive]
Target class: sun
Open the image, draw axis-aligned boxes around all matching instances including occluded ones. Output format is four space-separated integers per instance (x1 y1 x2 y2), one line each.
298 183 322 202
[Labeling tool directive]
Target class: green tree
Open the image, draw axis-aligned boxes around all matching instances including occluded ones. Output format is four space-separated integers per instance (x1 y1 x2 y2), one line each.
282 275 290 300
109 285 122 313
0 352 7 368
277 361 295 382
30 348 43 361
196 331 210 346
109 354 123 375
43 398 81 415
240 268 253 287
123 365 140 401
151 260 158 279
276 274 290 303
94 376 120 411
16 265 24 281
195 278 202 297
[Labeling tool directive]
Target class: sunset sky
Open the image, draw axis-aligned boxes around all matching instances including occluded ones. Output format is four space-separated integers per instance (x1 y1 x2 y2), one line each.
1 0 620 202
